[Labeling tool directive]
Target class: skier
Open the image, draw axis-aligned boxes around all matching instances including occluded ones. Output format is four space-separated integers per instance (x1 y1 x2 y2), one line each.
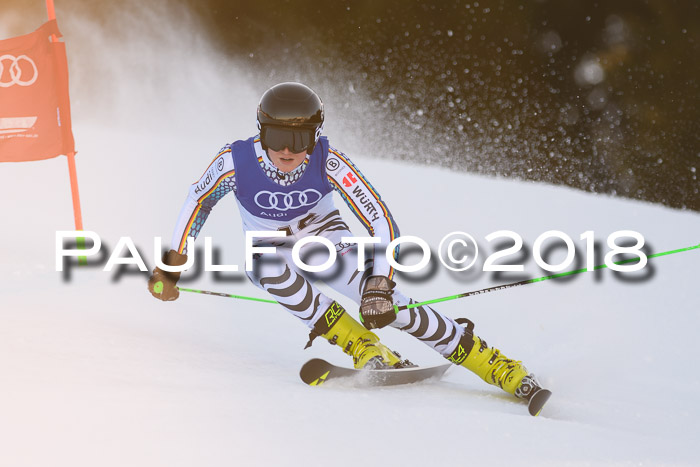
148 82 547 408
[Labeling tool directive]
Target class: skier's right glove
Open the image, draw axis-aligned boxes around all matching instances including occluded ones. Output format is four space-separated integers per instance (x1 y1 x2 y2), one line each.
360 275 397 330
148 249 188 301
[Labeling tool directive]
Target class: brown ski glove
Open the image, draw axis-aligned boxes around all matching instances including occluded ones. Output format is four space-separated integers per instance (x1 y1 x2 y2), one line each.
359 275 397 329
148 249 188 301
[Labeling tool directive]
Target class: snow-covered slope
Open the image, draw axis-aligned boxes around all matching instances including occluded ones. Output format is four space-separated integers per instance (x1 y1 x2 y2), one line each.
1 143 698 466
1 6 699 466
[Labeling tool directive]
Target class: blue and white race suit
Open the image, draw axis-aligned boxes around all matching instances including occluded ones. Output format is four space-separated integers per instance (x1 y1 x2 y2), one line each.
170 136 464 356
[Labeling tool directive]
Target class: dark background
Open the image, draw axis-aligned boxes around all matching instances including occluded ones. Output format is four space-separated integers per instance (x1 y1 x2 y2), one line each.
6 0 699 211
193 0 699 211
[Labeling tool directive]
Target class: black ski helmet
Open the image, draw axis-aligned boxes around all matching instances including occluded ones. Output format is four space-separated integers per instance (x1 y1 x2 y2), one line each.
257 82 324 154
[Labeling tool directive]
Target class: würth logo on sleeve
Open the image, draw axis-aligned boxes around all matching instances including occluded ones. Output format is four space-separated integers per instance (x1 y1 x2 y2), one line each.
342 172 358 187
351 186 380 222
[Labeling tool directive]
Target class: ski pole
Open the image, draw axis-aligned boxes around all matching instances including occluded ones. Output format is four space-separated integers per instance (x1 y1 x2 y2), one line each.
176 242 698 310
178 287 278 304
394 242 700 312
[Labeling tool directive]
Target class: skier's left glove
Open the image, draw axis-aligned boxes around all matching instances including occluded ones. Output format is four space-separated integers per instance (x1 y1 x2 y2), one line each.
148 249 188 301
360 275 397 329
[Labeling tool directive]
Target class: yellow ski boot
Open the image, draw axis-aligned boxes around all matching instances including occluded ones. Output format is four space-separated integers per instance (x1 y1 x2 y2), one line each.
446 318 542 401
305 302 411 369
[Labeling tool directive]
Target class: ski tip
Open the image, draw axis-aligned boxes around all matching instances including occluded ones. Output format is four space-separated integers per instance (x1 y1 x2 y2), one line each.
299 358 330 385
528 389 552 417
309 370 330 386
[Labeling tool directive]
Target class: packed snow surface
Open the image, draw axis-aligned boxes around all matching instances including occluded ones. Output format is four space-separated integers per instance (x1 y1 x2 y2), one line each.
2 139 698 466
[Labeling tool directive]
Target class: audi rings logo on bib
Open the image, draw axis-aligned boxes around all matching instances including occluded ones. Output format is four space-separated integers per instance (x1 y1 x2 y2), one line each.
0 55 38 88
255 189 323 211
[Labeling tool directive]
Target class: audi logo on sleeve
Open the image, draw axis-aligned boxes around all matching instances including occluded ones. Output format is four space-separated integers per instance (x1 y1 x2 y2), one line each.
0 55 38 88
254 189 323 211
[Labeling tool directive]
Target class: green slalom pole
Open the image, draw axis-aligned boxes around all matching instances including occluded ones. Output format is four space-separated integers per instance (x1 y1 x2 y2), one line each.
394 242 700 312
178 287 278 304
174 243 699 310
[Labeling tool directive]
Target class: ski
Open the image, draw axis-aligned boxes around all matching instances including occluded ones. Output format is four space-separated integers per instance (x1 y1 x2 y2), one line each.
299 358 452 387
527 388 552 417
300 358 551 416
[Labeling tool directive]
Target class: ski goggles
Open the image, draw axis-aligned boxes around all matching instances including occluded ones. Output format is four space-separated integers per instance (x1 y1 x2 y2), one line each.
261 126 315 153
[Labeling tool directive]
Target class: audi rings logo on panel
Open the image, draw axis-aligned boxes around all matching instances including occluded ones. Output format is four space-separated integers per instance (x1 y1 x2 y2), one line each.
0 55 38 88
255 189 323 211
